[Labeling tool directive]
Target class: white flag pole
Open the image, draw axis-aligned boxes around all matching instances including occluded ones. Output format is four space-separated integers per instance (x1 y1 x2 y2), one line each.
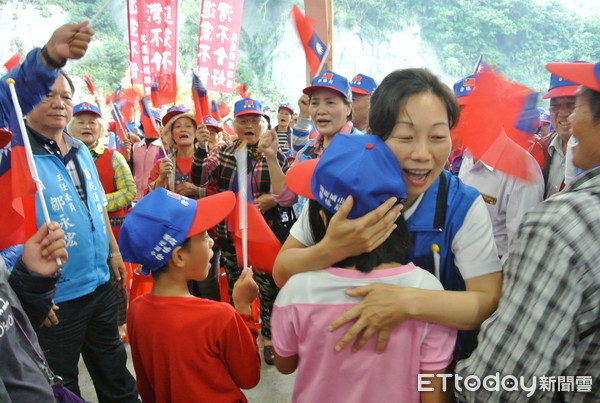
315 43 331 78
7 78 62 266
235 141 248 270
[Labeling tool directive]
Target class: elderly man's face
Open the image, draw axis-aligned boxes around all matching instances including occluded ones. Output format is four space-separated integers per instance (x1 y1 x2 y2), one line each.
27 75 73 135
549 96 576 142
233 113 264 146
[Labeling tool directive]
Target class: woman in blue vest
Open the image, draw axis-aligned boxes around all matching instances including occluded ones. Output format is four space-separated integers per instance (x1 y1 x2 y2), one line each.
273 68 502 360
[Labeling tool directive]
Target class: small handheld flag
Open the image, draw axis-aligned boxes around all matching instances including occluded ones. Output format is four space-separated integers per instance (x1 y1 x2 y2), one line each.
290 5 330 78
5 79 62 265
83 75 96 96
192 72 210 127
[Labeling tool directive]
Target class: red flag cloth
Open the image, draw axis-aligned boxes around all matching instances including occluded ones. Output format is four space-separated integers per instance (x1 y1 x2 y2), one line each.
454 68 540 182
192 73 210 126
210 100 221 122
3 52 21 72
0 110 37 249
127 0 178 99
290 5 328 77
219 100 230 118
140 96 161 138
236 83 251 99
83 75 96 96
196 0 244 93
229 195 281 274
110 103 129 146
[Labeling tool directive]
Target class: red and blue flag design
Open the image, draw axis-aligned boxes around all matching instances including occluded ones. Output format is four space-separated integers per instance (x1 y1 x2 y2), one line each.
140 96 161 138
291 5 328 78
0 109 36 248
192 73 210 126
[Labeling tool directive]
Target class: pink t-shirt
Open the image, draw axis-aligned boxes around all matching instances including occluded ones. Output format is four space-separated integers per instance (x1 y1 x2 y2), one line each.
272 263 456 403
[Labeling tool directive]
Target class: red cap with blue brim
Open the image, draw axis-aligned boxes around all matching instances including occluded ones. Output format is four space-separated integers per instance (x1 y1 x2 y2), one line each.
545 61 600 93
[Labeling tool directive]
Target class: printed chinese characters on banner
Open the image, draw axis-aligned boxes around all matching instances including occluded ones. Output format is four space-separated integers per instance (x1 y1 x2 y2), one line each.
127 0 178 105
197 0 244 93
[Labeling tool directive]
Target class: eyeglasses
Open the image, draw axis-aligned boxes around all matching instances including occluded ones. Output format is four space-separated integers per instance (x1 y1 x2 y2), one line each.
237 117 261 125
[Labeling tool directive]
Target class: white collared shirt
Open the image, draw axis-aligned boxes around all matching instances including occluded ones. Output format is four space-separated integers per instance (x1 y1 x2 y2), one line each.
545 134 566 198
459 152 544 256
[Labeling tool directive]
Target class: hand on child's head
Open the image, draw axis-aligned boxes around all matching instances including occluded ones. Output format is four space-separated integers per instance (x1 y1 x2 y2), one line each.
232 267 259 305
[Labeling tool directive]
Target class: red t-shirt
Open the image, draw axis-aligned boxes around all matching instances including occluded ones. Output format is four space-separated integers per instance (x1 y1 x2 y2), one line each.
127 294 260 403
147 157 194 190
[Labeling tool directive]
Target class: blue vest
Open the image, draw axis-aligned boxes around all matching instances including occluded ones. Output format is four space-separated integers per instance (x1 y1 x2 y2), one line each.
34 143 110 303
404 170 481 360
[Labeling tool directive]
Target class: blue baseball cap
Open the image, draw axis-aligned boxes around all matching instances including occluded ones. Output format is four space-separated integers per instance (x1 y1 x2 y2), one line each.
119 188 236 274
203 115 222 132
73 102 102 117
350 74 378 95
453 75 477 104
545 61 600 93
542 61 587 99
285 134 407 219
162 105 189 126
278 103 295 114
538 107 551 123
303 70 352 101
233 98 266 117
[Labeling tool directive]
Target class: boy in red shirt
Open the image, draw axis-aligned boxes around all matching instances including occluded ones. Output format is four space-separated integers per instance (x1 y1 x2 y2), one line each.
119 188 260 402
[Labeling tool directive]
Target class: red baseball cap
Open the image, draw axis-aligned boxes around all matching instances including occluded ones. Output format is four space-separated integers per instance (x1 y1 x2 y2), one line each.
545 61 600 93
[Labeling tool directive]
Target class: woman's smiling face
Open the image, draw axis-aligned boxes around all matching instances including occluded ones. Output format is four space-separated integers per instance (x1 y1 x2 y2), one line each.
171 117 196 147
384 92 452 207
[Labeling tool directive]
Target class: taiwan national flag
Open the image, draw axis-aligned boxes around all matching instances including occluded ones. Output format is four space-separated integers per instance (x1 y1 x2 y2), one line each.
0 110 37 248
192 73 210 126
110 104 129 148
291 5 329 78
140 96 161 139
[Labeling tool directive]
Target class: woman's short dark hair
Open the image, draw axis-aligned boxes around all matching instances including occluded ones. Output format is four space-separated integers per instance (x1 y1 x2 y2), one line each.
307 200 411 273
579 87 600 123
369 68 460 141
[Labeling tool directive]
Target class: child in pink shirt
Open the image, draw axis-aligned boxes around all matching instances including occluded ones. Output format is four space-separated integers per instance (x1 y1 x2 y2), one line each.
272 134 456 402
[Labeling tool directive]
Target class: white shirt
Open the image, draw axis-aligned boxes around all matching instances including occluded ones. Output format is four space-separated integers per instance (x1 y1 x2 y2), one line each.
545 134 566 198
458 152 544 257
289 194 502 280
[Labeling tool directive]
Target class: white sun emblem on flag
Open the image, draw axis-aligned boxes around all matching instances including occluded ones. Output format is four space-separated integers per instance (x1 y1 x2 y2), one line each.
315 42 324 56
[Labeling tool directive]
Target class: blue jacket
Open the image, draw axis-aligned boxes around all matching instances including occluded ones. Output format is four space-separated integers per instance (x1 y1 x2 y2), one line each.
405 170 480 291
0 49 58 127
30 130 110 303
404 170 481 360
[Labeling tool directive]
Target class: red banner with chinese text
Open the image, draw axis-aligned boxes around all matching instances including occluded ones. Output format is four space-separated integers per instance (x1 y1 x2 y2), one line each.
196 0 244 94
127 0 178 105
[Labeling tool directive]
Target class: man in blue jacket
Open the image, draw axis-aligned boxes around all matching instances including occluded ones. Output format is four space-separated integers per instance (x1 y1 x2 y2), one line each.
25 71 138 402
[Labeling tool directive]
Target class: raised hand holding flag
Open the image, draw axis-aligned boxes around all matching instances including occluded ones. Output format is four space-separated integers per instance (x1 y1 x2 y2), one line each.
3 79 62 265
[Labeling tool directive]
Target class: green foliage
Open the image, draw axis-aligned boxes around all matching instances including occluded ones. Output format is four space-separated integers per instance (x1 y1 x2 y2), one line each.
11 0 600 107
